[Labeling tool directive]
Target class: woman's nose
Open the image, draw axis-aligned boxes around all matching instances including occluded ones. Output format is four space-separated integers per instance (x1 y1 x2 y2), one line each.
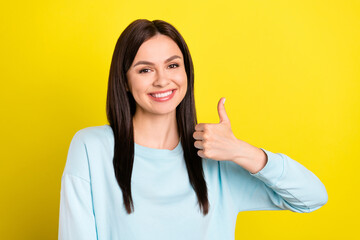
153 70 170 87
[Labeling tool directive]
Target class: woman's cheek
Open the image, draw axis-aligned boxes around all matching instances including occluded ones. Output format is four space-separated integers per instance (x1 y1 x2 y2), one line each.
173 70 187 84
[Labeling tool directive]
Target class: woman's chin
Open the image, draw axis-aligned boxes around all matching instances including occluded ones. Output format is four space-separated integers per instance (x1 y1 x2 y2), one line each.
151 108 177 116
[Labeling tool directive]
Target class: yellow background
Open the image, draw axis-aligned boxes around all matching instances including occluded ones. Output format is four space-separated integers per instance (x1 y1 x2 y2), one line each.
1 0 359 239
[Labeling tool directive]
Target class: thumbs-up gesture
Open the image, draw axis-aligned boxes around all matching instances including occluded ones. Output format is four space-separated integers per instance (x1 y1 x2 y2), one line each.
193 98 268 173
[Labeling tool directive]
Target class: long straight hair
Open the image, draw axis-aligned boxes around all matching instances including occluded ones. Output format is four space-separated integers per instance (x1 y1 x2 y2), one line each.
106 19 209 215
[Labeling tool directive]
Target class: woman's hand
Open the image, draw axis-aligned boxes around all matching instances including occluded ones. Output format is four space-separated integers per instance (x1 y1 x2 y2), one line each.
193 97 268 174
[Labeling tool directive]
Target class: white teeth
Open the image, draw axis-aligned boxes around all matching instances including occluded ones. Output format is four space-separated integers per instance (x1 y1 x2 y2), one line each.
151 90 173 98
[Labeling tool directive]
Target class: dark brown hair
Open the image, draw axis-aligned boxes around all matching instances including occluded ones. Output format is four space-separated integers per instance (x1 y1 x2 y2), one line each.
106 19 209 215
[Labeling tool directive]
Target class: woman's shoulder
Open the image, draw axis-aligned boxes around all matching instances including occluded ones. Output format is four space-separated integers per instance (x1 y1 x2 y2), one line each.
73 124 112 143
62 124 113 180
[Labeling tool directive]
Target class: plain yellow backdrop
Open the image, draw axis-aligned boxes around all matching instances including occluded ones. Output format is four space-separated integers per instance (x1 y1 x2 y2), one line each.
1 0 359 239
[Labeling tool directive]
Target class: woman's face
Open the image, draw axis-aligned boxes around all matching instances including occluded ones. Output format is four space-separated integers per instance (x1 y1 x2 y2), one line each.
126 34 188 117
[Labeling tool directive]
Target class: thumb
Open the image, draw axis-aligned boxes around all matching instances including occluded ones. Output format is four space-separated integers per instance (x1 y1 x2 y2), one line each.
217 97 230 124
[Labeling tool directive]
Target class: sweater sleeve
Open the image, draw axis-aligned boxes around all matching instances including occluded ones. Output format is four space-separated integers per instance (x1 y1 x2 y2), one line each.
220 148 328 213
58 132 97 240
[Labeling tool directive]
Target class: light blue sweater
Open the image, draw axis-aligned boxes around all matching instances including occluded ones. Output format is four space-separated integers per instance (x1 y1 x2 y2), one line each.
58 124 327 240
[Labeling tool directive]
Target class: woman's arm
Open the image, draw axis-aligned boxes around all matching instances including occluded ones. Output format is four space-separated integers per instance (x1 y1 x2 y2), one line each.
221 148 328 213
194 97 328 213
58 132 97 240
59 174 97 239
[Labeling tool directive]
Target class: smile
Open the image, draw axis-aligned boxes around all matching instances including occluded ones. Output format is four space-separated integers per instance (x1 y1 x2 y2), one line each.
151 90 173 98
148 89 176 102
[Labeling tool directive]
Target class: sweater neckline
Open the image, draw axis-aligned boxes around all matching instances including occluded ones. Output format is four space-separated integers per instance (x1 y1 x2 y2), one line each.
134 139 183 159
104 124 183 159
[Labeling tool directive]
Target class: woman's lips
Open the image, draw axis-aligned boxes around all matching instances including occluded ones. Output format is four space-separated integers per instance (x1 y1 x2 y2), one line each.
148 89 176 102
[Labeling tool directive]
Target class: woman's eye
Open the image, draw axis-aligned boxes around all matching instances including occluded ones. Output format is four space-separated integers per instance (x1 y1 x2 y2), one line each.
168 63 179 69
139 68 151 74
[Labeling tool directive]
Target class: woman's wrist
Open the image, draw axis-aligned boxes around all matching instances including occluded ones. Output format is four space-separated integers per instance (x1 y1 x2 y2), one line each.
231 139 268 174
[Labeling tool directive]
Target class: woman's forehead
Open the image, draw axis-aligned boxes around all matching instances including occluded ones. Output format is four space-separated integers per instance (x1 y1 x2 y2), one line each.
134 34 183 62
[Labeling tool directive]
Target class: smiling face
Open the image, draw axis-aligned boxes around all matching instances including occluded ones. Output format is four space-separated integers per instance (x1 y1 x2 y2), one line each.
126 34 188 117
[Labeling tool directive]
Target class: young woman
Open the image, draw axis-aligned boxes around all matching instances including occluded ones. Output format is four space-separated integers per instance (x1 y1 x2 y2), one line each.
58 19 328 240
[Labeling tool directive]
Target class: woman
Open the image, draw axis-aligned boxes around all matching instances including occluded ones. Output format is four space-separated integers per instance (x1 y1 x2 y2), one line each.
58 19 328 240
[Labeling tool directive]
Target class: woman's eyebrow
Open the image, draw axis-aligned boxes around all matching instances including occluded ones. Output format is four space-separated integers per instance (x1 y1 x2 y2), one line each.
133 55 181 67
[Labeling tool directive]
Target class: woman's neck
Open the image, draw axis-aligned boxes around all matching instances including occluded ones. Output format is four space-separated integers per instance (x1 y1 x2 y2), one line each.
132 110 180 150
